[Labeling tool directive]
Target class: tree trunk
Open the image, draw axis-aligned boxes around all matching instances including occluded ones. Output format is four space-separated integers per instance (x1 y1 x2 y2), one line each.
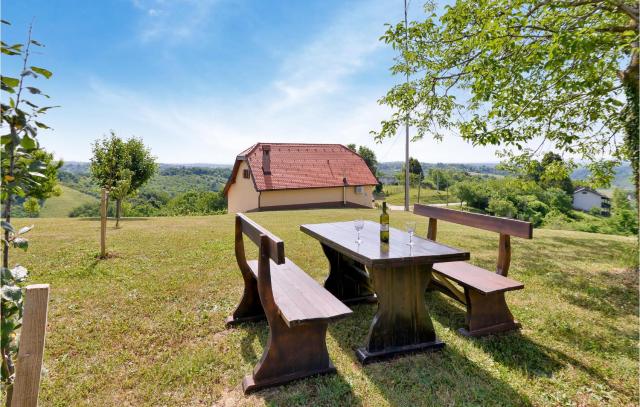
115 199 122 228
621 30 639 204
100 189 107 258
621 71 638 204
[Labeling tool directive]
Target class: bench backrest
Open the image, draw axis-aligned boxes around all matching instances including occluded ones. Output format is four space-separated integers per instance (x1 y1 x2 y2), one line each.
413 204 532 277
235 214 285 322
236 213 285 264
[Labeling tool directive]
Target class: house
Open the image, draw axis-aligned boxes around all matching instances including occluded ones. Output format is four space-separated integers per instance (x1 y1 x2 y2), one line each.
223 143 378 213
378 175 398 185
572 187 611 216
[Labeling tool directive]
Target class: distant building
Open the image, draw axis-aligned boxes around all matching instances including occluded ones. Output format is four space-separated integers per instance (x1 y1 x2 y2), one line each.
378 175 398 185
223 143 378 213
572 187 611 216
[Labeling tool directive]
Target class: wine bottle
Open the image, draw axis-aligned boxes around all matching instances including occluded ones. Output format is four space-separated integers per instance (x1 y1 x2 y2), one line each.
380 201 389 243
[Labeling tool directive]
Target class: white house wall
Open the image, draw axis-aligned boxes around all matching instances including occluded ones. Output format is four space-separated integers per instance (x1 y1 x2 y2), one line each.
573 191 602 212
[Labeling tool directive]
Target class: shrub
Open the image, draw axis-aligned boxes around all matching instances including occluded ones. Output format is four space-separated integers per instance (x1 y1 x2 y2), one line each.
452 180 490 210
161 191 226 216
588 206 602 216
487 198 517 218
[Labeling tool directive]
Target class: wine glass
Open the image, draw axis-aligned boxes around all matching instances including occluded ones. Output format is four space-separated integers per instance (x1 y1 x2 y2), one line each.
406 221 416 246
354 219 364 244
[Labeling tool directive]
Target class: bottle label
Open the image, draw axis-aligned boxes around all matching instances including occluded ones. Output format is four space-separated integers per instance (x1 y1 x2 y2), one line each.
380 224 389 232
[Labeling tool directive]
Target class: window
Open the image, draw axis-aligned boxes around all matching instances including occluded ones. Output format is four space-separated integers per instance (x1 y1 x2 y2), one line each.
243 169 250 179
354 186 364 194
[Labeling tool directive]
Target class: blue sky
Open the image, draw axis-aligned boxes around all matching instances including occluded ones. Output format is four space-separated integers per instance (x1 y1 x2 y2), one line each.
2 0 501 164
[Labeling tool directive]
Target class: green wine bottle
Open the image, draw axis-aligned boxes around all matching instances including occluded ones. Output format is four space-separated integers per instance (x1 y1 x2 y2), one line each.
380 201 389 243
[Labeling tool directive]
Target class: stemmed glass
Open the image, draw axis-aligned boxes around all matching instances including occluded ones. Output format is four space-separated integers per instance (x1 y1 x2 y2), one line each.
354 219 364 244
406 221 416 246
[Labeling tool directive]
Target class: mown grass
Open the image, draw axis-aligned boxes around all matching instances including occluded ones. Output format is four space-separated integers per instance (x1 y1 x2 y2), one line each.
40 185 97 218
379 185 454 205
6 209 638 406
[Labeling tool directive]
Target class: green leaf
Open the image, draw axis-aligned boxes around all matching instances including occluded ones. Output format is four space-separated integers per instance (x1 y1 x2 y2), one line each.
30 40 43 47
1 285 22 302
30 66 52 79
20 134 37 150
37 105 59 113
10 265 28 282
17 225 33 235
26 86 43 95
35 121 50 129
1 76 19 87
1 220 15 233
1 267 12 282
28 172 46 178
12 237 28 250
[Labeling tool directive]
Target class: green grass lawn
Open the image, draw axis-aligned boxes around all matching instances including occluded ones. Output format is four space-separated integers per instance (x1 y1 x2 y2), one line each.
40 185 97 218
379 185 455 206
7 210 638 406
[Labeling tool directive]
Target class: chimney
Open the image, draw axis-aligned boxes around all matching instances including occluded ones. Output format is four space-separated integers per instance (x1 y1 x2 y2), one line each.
262 145 271 175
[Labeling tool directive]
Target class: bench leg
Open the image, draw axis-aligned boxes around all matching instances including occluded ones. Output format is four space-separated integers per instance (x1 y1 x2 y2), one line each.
243 318 335 394
460 288 521 337
225 275 265 327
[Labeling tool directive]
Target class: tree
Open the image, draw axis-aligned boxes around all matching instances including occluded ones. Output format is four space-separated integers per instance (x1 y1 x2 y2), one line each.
22 197 40 217
408 157 423 178
111 138 157 227
28 149 63 200
1 22 55 405
90 132 129 193
516 152 574 195
348 144 382 193
109 169 132 228
90 133 156 227
125 137 157 193
357 146 379 176
375 1 638 195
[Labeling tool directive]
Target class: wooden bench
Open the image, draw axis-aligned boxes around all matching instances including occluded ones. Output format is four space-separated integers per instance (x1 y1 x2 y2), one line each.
226 214 352 394
414 204 532 337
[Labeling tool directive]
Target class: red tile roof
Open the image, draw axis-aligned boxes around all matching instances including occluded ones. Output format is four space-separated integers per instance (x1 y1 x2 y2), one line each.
224 143 378 195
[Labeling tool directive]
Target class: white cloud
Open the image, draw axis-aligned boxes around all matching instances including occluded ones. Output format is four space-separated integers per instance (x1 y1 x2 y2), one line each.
41 0 503 164
131 0 219 44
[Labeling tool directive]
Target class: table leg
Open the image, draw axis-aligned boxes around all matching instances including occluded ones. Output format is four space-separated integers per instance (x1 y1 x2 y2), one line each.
356 263 444 364
320 243 376 304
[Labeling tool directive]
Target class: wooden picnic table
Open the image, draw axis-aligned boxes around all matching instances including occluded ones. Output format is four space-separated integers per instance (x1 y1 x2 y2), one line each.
300 220 470 364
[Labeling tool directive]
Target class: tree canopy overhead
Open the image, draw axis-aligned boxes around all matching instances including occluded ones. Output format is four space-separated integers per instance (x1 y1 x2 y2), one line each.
374 0 638 190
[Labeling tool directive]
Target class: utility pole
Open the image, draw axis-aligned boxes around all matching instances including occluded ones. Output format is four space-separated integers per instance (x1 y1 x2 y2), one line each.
403 0 410 212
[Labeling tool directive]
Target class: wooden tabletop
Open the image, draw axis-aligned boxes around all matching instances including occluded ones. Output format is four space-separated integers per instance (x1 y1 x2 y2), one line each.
301 220 470 267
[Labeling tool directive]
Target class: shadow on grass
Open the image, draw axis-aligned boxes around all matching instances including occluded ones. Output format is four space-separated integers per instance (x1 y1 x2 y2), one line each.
236 320 362 406
74 217 150 222
329 302 532 406
428 292 635 398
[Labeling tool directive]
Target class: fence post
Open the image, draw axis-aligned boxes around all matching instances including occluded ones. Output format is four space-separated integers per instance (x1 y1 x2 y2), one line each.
100 188 107 258
11 284 50 407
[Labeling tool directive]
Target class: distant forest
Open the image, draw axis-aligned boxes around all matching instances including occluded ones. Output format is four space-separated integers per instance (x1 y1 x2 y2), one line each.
378 161 633 190
58 162 232 199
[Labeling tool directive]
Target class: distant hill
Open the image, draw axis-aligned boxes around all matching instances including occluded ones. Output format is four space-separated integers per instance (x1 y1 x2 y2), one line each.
571 163 633 190
60 161 232 175
377 161 633 190
40 185 98 217
377 162 509 177
58 163 232 198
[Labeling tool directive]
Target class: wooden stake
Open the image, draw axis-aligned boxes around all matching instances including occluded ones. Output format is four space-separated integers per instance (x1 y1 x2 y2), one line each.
100 188 107 258
11 284 50 407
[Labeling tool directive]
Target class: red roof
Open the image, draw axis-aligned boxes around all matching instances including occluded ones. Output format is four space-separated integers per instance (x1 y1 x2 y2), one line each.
224 143 378 195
